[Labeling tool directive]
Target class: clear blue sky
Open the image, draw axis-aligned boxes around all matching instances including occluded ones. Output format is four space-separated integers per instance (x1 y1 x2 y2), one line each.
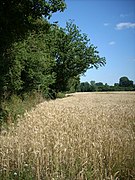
50 0 135 85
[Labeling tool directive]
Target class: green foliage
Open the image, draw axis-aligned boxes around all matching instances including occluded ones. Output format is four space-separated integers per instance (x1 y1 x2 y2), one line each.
0 0 66 44
0 1 66 96
77 77 135 92
67 76 80 93
0 1 107 126
119 76 133 87
50 21 106 92
0 2 66 129
78 82 90 92
1 29 56 97
95 82 103 86
89 81 98 92
0 91 44 129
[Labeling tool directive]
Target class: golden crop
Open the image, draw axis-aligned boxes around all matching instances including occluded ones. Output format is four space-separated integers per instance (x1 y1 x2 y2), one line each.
0 92 135 179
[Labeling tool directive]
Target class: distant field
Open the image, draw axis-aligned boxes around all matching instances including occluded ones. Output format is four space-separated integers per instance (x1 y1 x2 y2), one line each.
0 92 135 179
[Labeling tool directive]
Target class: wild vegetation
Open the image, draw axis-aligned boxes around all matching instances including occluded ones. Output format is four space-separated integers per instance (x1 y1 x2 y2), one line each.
0 92 135 179
0 0 105 126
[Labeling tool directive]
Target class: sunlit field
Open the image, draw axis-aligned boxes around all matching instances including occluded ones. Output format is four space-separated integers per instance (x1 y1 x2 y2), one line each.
0 92 135 179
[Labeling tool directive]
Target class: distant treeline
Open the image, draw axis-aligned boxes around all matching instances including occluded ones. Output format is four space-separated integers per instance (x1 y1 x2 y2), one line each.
76 76 135 92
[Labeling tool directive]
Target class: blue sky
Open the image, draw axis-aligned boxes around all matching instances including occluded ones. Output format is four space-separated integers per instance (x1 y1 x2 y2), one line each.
50 0 135 85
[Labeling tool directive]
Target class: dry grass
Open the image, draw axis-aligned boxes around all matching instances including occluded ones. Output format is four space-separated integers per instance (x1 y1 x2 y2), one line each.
0 92 135 179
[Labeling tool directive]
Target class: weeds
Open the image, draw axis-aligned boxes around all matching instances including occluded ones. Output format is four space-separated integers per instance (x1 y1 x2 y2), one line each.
0 91 44 130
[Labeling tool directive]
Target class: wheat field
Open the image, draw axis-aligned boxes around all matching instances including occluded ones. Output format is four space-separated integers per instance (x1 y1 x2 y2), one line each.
0 92 135 179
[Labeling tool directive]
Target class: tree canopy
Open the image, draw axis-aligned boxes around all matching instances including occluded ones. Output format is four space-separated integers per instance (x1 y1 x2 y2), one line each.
0 0 106 100
0 0 66 98
0 0 66 38
50 21 106 92
119 76 133 87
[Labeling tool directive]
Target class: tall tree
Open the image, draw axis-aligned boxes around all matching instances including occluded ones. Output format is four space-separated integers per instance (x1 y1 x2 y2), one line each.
50 21 106 92
67 76 80 93
119 76 133 87
1 27 56 98
0 0 66 98
0 0 66 46
79 82 90 92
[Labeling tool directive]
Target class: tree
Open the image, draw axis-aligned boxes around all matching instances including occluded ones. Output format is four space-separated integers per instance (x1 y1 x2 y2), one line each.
95 82 103 86
50 21 106 92
78 82 90 92
0 0 66 98
119 76 133 87
67 76 80 93
114 83 119 86
0 0 66 46
1 29 56 98
89 81 97 91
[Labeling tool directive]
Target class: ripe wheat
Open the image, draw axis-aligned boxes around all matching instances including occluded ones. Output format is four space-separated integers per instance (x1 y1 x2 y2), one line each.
0 92 135 179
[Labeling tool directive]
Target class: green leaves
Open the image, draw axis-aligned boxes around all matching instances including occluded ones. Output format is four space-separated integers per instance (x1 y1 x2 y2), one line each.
5 30 56 94
119 77 133 87
0 1 106 99
0 0 66 99
50 21 106 92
